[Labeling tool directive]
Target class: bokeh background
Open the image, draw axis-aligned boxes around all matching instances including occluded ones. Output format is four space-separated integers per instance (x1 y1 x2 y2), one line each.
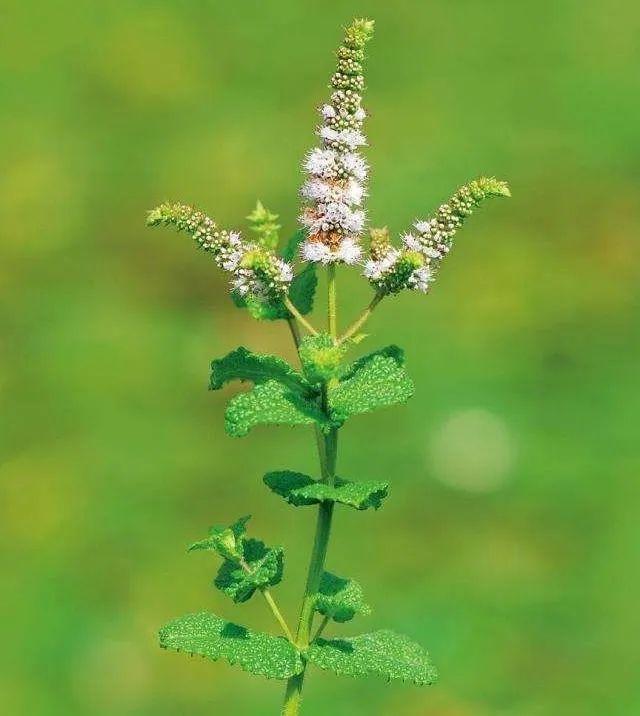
2 1 639 714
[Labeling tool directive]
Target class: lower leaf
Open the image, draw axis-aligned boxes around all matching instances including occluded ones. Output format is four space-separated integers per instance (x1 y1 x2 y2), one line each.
159 612 304 680
307 630 438 686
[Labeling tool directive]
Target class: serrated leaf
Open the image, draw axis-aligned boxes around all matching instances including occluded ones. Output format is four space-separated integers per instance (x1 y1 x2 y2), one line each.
210 347 307 394
188 515 250 560
315 572 371 622
307 630 437 685
299 334 349 384
264 471 388 510
215 538 284 603
329 346 414 424
224 380 327 437
159 612 303 680
288 265 317 316
281 229 305 262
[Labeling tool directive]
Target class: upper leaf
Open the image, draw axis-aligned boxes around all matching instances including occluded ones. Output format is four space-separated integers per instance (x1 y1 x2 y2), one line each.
315 571 371 623
215 538 284 603
210 347 308 394
159 612 303 680
188 515 250 561
307 630 438 685
264 471 388 511
328 346 414 425
225 380 328 437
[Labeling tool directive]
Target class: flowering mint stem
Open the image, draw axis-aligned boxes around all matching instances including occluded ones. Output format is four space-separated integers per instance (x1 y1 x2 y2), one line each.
282 273 341 716
339 291 384 343
283 296 320 336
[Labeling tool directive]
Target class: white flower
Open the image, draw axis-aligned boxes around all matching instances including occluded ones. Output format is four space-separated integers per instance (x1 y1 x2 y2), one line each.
414 220 433 235
304 148 337 178
354 107 366 122
344 179 365 205
341 208 365 234
319 126 340 143
300 240 334 264
340 152 368 181
338 129 366 149
363 248 400 280
336 237 362 264
401 232 421 251
408 265 433 293
321 104 336 119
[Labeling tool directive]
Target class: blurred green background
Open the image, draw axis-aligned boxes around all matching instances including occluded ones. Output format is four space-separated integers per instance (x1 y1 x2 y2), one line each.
1 1 639 714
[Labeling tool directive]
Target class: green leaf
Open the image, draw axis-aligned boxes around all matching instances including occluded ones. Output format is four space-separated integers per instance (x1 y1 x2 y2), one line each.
299 334 350 384
215 538 284 603
288 265 317 315
210 347 307 394
329 346 414 425
307 630 438 686
188 515 250 560
264 471 388 511
281 229 305 262
159 612 303 680
315 572 371 622
224 380 327 437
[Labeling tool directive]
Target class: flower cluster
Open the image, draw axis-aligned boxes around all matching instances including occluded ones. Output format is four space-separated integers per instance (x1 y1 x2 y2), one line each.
365 177 511 295
299 19 375 265
147 203 293 301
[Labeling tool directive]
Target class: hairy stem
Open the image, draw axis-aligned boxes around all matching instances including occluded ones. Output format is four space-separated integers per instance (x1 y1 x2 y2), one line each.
327 264 337 341
338 291 384 344
261 588 295 642
281 270 340 715
284 296 319 336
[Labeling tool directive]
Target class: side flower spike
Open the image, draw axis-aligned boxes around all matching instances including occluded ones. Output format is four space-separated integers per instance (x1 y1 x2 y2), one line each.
365 177 510 295
147 202 293 302
299 19 375 265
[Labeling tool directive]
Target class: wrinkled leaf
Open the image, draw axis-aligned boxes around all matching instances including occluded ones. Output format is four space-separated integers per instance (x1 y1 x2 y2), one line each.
215 538 284 603
329 346 414 424
315 571 371 623
264 471 388 511
225 380 327 437
159 612 303 680
210 347 307 393
307 630 437 685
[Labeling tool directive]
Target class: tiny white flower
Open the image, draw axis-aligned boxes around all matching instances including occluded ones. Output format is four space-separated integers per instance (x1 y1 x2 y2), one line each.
408 266 433 293
414 220 432 235
354 107 366 121
339 129 366 149
319 126 340 143
300 240 334 264
342 208 365 234
340 152 368 181
337 238 363 264
321 104 336 118
401 232 421 251
304 148 337 178
344 179 365 205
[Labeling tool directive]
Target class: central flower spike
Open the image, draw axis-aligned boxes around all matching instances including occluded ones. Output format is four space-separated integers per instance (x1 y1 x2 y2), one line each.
299 19 375 265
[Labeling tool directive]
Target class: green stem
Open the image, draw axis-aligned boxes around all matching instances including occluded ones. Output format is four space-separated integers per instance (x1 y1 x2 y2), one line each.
338 291 383 344
281 269 340 716
284 296 320 336
327 264 337 341
261 587 295 642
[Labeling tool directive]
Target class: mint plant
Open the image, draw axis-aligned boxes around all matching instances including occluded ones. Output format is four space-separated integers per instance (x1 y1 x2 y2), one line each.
147 19 509 715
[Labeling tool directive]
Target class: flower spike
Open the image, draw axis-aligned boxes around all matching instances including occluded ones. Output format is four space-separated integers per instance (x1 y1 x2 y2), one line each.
147 202 293 301
299 19 375 265
365 177 510 295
